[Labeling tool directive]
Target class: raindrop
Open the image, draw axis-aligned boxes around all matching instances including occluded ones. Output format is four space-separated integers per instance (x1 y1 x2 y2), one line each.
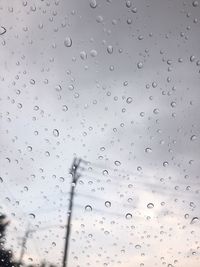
170 101 176 108
64 37 72 47
163 161 168 167
103 170 109 176
29 213 35 219
126 97 133 104
107 45 113 54
85 205 92 212
190 217 199 224
114 160 121 166
145 147 152 153
90 49 98 57
147 203 154 209
80 51 87 60
0 26 6 35
0 177 3 183
89 0 97 8
192 1 199 7
30 79 35 85
105 201 111 208
62 105 68 112
137 62 143 69
52 242 56 247
135 244 141 249
125 213 132 219
190 135 197 141
153 108 159 114
53 129 59 137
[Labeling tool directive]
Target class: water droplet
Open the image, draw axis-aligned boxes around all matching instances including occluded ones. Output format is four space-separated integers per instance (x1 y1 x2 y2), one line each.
147 203 154 209
190 135 197 141
190 202 196 208
105 201 111 208
30 79 35 85
0 26 6 35
153 108 159 114
171 101 176 108
103 170 109 176
62 105 68 112
90 49 98 57
29 213 35 219
135 244 141 249
27 146 32 152
89 0 97 8
80 51 87 60
184 214 189 219
137 62 143 69
0 177 3 183
190 217 199 224
145 147 152 153
192 1 199 7
64 37 72 47
190 55 196 62
125 213 132 219
126 97 133 104
53 129 59 137
55 85 62 91
107 45 113 54
85 205 92 212
52 242 56 247
114 160 121 166
163 161 168 167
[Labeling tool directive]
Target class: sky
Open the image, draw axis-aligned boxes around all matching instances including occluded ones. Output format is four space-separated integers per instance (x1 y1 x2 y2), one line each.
0 0 200 266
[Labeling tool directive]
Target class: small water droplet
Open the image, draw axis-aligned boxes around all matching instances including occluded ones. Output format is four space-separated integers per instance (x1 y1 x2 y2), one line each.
114 160 121 166
29 213 35 219
107 45 113 54
163 161 168 167
105 201 111 208
53 129 59 137
147 203 154 209
103 170 109 176
0 26 6 35
126 97 133 104
190 135 197 141
145 147 152 153
89 0 97 8
64 37 72 47
85 205 92 212
137 62 143 69
125 213 132 219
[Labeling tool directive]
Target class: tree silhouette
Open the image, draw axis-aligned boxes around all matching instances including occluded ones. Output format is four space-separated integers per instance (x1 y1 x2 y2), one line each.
0 214 19 267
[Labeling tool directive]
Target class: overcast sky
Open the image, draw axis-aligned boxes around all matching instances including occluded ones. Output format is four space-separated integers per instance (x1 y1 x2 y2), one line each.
0 0 200 266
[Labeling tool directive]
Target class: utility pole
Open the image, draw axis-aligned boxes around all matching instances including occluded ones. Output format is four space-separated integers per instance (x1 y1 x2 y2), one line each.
62 157 82 267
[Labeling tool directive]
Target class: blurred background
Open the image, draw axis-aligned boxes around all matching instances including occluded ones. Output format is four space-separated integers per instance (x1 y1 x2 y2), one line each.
0 0 200 266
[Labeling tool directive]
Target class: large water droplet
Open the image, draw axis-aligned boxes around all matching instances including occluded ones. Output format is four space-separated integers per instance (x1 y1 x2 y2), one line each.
190 217 199 224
